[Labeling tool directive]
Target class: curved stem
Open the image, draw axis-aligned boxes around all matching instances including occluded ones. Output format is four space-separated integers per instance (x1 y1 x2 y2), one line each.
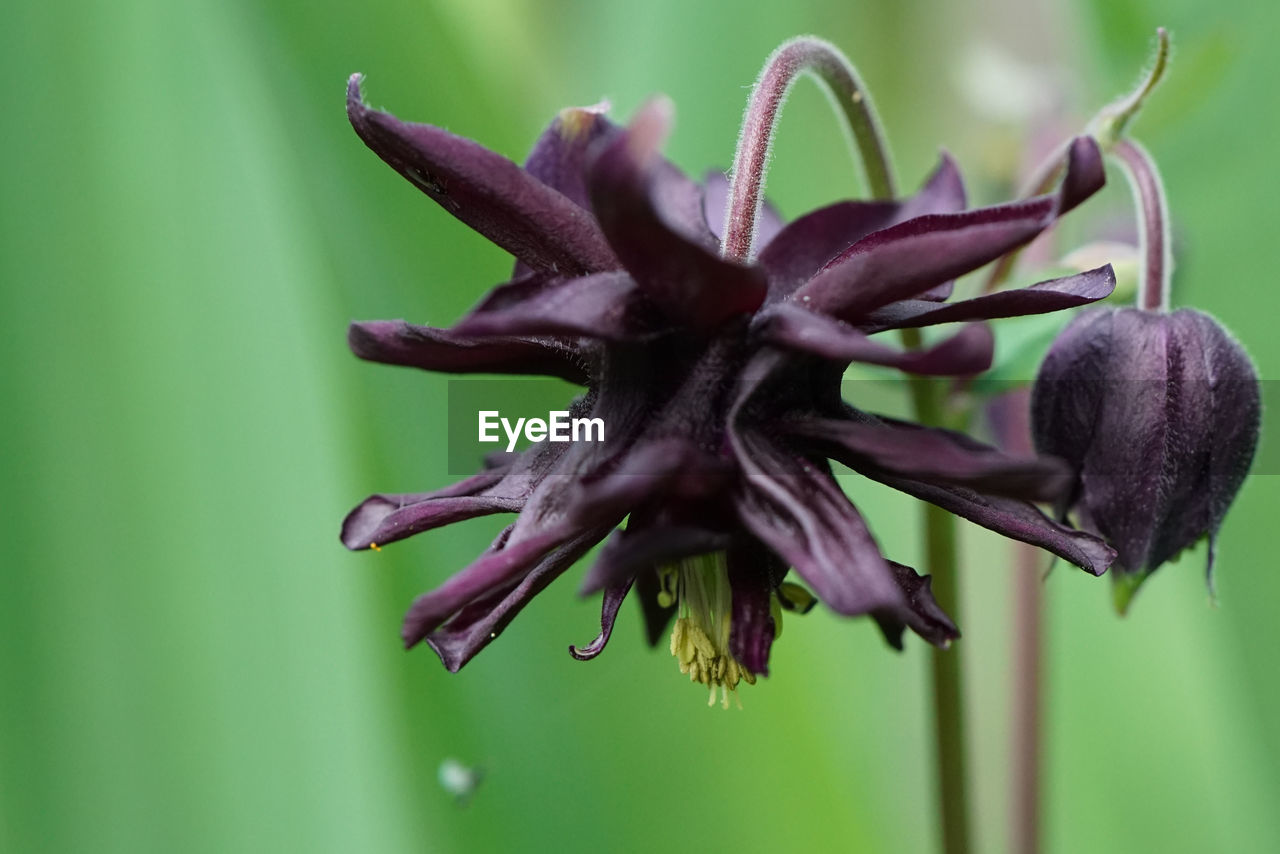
722 36 896 261
1111 138 1172 311
983 27 1169 295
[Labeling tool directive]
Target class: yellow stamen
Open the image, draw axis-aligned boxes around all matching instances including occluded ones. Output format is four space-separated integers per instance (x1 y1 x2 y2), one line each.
369 542 382 552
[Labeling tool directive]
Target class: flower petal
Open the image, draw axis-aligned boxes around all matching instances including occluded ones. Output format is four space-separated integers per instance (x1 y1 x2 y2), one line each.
868 472 1115 575
757 154 966 302
341 467 527 550
755 303 993 375
578 524 732 595
873 562 960 650
347 320 589 385
731 432 905 617
795 136 1105 320
586 98 767 332
452 271 663 341
522 104 619 211
423 526 612 670
347 74 617 275
569 578 633 661
727 540 785 675
402 525 576 649
793 414 1071 502
863 265 1116 332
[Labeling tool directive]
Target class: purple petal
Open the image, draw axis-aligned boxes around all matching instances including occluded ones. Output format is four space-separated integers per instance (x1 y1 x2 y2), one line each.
702 170 785 250
347 320 589 385
795 136 1105 320
578 524 731 595
522 104 619 211
569 578 633 660
423 526 612 670
756 303 993 375
347 75 617 275
731 432 905 617
869 472 1115 575
727 540 784 675
794 415 1070 502
452 271 662 341
873 562 960 650
586 98 767 332
402 526 576 648
758 154 966 302
863 265 1116 332
341 467 526 550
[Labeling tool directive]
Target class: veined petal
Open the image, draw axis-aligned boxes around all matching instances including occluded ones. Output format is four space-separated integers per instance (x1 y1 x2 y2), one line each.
727 539 785 675
755 303 993 375
569 578 633 660
453 271 663 341
348 75 617 275
347 320 589 385
795 136 1105 320
794 414 1070 502
863 265 1116 332
424 526 612 670
869 472 1115 575
757 154 966 302
586 98 767 332
731 431 905 617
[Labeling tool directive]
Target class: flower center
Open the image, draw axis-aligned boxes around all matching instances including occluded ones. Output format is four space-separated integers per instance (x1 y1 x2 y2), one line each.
657 553 756 709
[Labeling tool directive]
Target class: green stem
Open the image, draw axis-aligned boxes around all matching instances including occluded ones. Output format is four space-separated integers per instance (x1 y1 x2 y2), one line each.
905 363 972 854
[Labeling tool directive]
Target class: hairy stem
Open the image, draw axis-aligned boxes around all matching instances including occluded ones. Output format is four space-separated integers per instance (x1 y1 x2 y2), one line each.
722 36 896 261
1111 138 1172 312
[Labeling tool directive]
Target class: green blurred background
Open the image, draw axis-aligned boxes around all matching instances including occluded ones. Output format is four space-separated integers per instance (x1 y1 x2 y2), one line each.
4 0 1277 851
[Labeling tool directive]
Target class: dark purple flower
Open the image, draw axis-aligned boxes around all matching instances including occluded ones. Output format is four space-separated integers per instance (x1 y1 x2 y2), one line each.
1031 137 1260 613
1031 307 1260 608
342 75 1116 703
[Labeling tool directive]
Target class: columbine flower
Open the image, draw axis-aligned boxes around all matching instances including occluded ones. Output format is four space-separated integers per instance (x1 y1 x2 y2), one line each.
1031 138 1260 612
341 60 1116 704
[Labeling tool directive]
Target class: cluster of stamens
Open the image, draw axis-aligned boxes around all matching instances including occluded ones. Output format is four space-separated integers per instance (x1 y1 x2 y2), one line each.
658 555 756 709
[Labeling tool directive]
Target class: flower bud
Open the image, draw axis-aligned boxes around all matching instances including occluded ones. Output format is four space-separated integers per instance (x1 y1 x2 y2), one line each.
1030 306 1260 610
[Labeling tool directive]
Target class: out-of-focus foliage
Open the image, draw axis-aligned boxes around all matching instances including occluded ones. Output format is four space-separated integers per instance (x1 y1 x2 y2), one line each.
2 0 1276 852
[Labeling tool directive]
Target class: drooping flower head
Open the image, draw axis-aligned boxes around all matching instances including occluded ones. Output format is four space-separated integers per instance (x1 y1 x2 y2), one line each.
1031 138 1260 612
342 38 1117 705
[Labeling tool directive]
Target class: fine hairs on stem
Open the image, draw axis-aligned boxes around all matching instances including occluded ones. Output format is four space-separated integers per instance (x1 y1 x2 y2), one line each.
721 36 896 262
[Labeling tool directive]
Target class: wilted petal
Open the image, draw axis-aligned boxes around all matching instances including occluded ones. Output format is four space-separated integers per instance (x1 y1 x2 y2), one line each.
579 524 731 594
348 75 617 275
795 137 1104 320
453 271 662 341
586 98 767 332
348 320 589 385
569 578 633 660
342 492 522 551
424 526 612 670
873 562 959 650
795 414 1070 502
863 265 1116 332
756 303 993 375
758 154 966 302
869 472 1115 575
